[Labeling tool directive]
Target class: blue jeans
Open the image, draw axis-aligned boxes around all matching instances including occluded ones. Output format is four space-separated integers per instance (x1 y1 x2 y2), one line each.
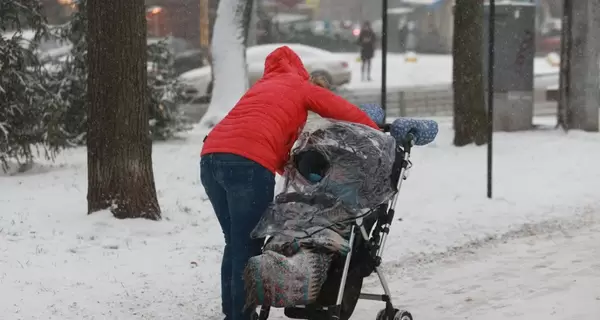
200 153 275 320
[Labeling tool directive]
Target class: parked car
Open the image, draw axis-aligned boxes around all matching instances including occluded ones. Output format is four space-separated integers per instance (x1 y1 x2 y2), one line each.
173 49 206 75
537 29 561 55
179 43 352 100
147 37 207 75
2 28 72 62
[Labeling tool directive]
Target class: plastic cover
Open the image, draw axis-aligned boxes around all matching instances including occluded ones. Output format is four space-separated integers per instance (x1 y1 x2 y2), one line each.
251 118 397 240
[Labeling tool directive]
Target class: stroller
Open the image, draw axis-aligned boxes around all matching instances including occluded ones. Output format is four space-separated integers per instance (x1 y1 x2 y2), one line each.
246 104 438 320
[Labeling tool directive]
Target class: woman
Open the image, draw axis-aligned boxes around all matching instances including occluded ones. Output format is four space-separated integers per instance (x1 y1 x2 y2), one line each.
357 21 376 81
200 46 378 320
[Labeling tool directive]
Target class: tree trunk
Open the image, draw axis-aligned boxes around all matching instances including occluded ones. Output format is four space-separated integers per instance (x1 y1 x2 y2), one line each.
452 0 488 146
87 0 161 220
557 0 572 131
244 0 257 47
200 0 251 128
564 0 600 132
201 0 214 96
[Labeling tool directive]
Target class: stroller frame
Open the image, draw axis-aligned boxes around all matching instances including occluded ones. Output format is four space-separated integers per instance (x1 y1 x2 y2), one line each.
256 127 417 320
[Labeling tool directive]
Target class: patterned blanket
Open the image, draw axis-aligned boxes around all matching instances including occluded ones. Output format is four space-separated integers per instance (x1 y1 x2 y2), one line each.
244 249 332 308
244 228 349 308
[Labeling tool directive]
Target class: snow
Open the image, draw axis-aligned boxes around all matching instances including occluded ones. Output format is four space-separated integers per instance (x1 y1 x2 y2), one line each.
2 28 71 54
2 29 37 41
2 117 600 319
342 52 560 91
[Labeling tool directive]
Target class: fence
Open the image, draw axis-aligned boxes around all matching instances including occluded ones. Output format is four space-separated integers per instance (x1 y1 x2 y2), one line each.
182 85 558 122
337 85 557 118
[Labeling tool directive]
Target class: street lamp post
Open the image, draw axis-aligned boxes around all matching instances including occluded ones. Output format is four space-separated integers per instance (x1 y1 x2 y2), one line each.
381 0 388 123
487 0 495 199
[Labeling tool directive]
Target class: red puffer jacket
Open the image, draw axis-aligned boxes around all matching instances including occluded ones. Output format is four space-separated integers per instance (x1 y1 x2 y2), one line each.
201 45 379 174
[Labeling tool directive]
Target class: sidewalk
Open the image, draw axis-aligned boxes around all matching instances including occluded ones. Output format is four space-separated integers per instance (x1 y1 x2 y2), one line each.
350 223 600 320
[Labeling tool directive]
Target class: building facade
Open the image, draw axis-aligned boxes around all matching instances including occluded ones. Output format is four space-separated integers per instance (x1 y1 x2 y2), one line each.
40 0 219 48
394 0 563 54
313 0 382 21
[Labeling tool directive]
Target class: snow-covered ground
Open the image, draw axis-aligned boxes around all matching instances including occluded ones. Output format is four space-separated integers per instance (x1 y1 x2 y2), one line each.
2 117 599 319
339 52 559 91
354 223 600 320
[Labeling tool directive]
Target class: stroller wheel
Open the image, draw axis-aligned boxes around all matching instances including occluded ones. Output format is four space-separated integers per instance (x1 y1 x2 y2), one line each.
394 310 413 320
376 309 413 320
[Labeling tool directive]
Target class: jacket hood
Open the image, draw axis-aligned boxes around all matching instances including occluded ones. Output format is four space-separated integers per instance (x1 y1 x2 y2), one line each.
263 46 310 80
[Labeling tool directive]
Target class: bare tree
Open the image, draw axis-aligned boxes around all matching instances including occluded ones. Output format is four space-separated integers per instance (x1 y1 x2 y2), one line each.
87 0 161 219
200 0 254 128
452 0 488 146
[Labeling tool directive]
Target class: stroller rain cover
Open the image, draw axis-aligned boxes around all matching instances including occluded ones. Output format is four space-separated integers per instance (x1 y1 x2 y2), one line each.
244 118 397 309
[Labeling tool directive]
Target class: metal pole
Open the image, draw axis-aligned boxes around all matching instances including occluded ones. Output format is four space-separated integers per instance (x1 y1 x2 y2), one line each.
487 0 495 199
381 0 388 123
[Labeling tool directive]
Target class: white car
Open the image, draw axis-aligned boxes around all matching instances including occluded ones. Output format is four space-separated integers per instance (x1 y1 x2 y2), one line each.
179 43 352 99
2 29 72 62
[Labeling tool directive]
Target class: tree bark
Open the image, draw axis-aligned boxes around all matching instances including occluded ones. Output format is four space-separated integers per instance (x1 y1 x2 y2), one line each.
243 0 256 47
557 0 571 131
564 0 600 132
87 0 161 219
452 0 488 146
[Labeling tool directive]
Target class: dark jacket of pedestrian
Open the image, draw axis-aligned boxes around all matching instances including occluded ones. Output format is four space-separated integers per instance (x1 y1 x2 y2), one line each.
358 23 376 60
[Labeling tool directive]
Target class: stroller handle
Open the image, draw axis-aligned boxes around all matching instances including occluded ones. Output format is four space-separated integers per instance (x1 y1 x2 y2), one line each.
379 123 416 150
360 103 438 147
385 118 438 147
378 124 391 132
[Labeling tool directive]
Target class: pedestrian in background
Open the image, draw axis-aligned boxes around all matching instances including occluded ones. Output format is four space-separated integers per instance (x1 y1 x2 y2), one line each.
357 21 376 81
